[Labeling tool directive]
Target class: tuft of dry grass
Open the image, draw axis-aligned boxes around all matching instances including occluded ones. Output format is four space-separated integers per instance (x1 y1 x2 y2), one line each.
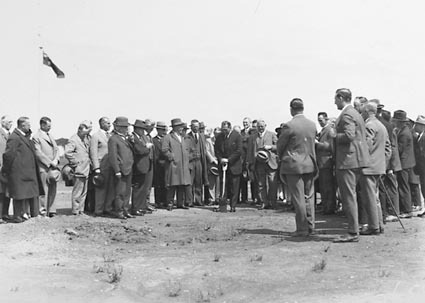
312 259 327 272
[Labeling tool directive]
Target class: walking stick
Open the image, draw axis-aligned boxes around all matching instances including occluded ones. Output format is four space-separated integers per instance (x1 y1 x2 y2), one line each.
378 177 406 232
218 163 228 212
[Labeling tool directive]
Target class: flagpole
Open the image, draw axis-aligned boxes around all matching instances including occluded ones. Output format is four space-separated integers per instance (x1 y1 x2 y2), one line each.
38 45 42 117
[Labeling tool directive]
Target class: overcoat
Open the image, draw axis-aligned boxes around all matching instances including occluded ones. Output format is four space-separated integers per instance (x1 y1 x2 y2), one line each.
2 129 44 199
161 131 191 186
132 133 151 175
185 132 209 185
0 128 8 194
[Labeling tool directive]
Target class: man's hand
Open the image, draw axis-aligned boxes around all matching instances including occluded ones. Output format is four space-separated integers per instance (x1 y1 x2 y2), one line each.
50 161 58 169
263 145 272 150
146 142 153 148
94 168 101 174
220 158 228 164
387 169 394 175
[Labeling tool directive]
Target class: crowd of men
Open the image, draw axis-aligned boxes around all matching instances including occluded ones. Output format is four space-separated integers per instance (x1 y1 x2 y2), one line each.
1 88 425 243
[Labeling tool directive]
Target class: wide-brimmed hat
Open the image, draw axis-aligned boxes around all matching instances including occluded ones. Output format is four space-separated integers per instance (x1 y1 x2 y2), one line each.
92 173 105 187
415 115 425 125
182 123 189 130
61 164 75 186
156 121 168 130
256 149 270 163
113 116 131 127
170 118 185 127
209 165 219 176
392 110 408 122
133 119 146 129
47 168 61 184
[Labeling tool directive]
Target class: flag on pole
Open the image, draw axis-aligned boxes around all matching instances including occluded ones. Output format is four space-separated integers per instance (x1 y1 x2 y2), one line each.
42 52 65 78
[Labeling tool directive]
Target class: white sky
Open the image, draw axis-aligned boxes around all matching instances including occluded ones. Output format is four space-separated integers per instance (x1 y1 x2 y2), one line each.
1 0 425 138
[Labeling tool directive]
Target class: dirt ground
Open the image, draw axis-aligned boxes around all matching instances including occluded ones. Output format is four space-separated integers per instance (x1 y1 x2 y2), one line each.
0 184 424 303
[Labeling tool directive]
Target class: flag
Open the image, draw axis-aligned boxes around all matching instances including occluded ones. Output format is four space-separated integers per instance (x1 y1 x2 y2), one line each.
42 52 65 78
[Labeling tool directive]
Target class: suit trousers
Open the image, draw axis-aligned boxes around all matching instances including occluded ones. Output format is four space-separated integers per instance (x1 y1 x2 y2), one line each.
359 175 381 230
94 170 113 215
222 171 240 208
0 193 10 218
13 198 39 218
154 186 167 207
318 167 336 213
397 169 412 214
190 160 204 205
410 183 422 207
336 168 362 235
84 172 95 213
255 162 277 207
167 185 189 207
113 174 132 215
39 170 57 215
131 173 147 212
379 173 399 216
282 173 315 233
419 173 425 208
72 177 88 214
207 172 220 202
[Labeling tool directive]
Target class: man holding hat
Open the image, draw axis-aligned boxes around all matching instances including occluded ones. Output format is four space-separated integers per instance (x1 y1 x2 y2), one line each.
108 116 134 219
414 115 425 217
392 110 415 218
161 118 191 210
33 116 60 217
278 99 317 236
246 119 278 210
152 121 168 208
131 119 155 215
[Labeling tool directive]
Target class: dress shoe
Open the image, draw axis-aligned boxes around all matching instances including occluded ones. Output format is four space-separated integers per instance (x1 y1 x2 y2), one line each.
0 218 7 224
333 233 359 243
359 228 380 236
140 209 153 214
385 215 398 222
116 213 127 220
11 216 25 223
146 206 156 212
399 213 412 219
418 211 425 217
230 207 236 212
22 213 30 220
167 204 173 211
48 213 57 218
177 205 189 210
291 231 309 237
124 213 135 219
131 211 145 216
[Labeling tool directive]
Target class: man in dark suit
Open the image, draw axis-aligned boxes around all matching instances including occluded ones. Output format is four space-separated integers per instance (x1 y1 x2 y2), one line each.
0 116 13 223
2 117 44 222
392 110 415 218
152 121 168 209
240 117 253 204
215 121 242 212
131 119 154 216
246 119 278 209
108 117 134 219
315 112 336 215
186 119 208 206
332 88 371 243
278 99 317 236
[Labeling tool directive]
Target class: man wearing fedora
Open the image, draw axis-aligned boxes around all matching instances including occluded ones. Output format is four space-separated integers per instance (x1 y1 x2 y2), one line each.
65 120 92 215
161 118 191 210
215 121 242 212
33 116 60 217
185 119 208 206
0 115 13 223
108 117 134 219
278 99 317 237
131 119 155 215
89 117 112 217
414 115 425 217
331 89 371 243
204 127 220 205
246 119 278 210
392 110 415 218
152 121 168 208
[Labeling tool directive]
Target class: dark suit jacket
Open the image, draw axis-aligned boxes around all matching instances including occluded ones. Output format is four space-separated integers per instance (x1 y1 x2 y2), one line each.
108 131 134 176
315 124 334 169
2 129 44 199
215 130 242 175
414 131 425 175
246 130 278 170
153 135 166 187
185 132 208 184
132 132 151 175
334 105 370 170
277 114 317 175
397 125 416 170
0 128 9 194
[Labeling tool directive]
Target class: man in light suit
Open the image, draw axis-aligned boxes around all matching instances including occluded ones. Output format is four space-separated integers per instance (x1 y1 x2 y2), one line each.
392 110 416 218
332 88 371 243
108 117 134 219
33 117 60 217
246 119 278 210
278 99 317 236
65 121 92 215
414 115 425 217
359 103 391 235
89 117 111 217
0 116 13 223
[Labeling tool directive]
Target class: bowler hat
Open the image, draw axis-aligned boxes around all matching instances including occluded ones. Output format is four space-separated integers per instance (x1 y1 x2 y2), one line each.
113 116 130 127
415 115 425 125
170 118 185 127
47 168 61 184
92 173 105 187
133 119 146 129
256 149 270 163
156 121 168 129
392 110 408 122
209 165 219 176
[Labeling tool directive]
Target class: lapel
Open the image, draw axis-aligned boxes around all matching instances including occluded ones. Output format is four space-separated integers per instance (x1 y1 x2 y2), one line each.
336 105 351 129
40 130 54 146
0 128 8 141
171 132 182 145
15 129 34 151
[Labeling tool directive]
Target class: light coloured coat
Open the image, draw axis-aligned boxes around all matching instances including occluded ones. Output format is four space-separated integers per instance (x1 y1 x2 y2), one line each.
32 129 60 172
89 129 109 170
65 133 91 177
161 131 191 186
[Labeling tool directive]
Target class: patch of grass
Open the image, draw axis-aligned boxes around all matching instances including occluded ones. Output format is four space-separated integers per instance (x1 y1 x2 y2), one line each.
107 264 123 283
312 259 327 272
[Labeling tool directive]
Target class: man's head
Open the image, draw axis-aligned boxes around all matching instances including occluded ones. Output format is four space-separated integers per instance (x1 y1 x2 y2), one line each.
221 121 232 136
242 117 251 129
361 102 377 121
205 127 213 138
233 125 241 134
317 112 328 127
99 117 111 132
251 120 258 129
391 110 408 129
17 117 31 134
381 110 391 122
144 119 155 134
353 96 368 113
257 119 266 134
335 88 352 110
112 116 130 135
78 120 92 137
39 116 52 133
199 122 205 134
414 115 425 133
190 119 200 134
213 127 221 138
170 118 184 136
156 121 168 137
290 98 304 116
1 116 13 131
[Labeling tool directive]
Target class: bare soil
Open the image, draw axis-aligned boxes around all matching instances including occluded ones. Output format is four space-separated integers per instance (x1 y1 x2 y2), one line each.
0 184 424 303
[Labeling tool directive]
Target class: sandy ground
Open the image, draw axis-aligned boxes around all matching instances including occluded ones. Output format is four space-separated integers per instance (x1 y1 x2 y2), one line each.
0 184 424 303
